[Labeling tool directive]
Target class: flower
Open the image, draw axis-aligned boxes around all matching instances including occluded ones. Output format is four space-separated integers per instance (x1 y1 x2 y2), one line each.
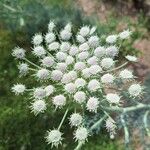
74 127 88 142
79 26 90 37
46 130 62 147
53 95 66 108
60 30 72 40
94 46 105 58
76 34 85 43
74 62 86 71
18 63 29 76
65 56 74 65
33 88 46 99
106 35 117 44
86 97 99 112
89 65 102 75
75 78 86 88
78 52 89 61
41 56 54 67
101 58 114 69
48 42 60 51
60 42 70 52
74 91 86 104
125 55 137 62
56 63 67 72
61 73 72 84
65 83 76 94
119 29 131 39
128 84 142 97
90 26 96 35
45 85 55 96
87 56 98 65
119 69 133 80
105 46 119 57
30 100 46 115
101 73 115 84
106 93 120 104
36 69 50 80
88 36 99 48
88 79 101 92
79 42 90 51
56 52 67 62
69 45 79 56
32 33 43 45
64 23 72 32
48 21 55 32
51 70 63 81
68 71 77 81
12 47 25 59
70 113 82 127
82 68 91 78
12 84 26 95
45 32 56 44
33 46 46 57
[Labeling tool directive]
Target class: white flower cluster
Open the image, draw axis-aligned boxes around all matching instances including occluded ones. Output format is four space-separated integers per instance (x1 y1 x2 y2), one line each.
12 21 143 148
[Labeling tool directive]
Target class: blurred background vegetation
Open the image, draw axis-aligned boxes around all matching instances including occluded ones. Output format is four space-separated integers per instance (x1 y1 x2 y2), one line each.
0 0 149 149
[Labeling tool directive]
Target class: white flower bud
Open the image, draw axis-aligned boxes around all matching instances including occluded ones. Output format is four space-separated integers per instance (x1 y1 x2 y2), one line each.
56 52 67 62
33 88 46 99
45 85 55 96
88 36 99 48
65 83 76 94
48 42 60 51
76 34 86 43
46 130 62 147
12 47 25 59
51 70 63 81
125 55 137 62
101 73 115 84
75 78 86 88
32 34 43 45
69 45 79 56
79 26 90 37
41 56 54 67
45 32 56 44
60 42 70 52
33 46 46 57
128 84 142 97
101 58 114 69
53 95 66 108
87 56 98 65
64 23 72 32
66 56 74 65
119 69 133 80
60 30 72 40
36 69 50 80
78 52 89 61
106 46 119 57
74 127 88 142
90 26 96 35
74 91 86 104
68 71 77 81
119 29 131 39
106 93 120 104
48 21 55 32
82 68 91 78
106 35 117 44
70 113 82 127
88 79 101 92
79 42 90 51
89 65 102 75
56 63 67 72
30 100 46 115
74 62 86 71
94 46 105 58
61 73 72 84
12 84 26 95
86 97 99 112
18 63 29 76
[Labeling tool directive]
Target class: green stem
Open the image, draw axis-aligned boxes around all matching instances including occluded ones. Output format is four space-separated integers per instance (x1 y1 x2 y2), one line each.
58 108 69 130
24 58 42 69
143 110 150 137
